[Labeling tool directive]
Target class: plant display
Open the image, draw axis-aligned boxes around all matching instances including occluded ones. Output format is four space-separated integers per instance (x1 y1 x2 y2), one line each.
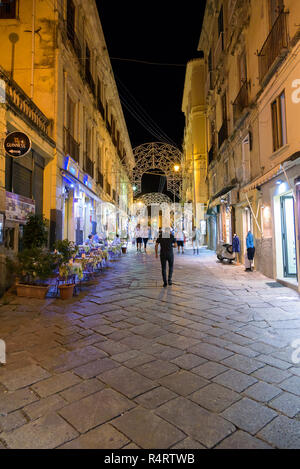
22 214 48 250
14 248 59 285
55 239 78 264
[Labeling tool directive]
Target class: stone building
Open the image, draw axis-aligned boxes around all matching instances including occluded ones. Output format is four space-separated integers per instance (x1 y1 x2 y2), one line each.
182 58 208 240
0 0 134 249
199 0 300 290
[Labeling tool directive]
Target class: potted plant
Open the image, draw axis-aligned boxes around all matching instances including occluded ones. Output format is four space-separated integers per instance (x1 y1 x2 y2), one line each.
22 214 48 250
14 248 57 299
58 263 75 300
55 240 78 300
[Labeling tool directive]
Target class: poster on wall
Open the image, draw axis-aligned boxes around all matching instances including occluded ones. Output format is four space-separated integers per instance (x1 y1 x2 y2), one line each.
6 192 35 223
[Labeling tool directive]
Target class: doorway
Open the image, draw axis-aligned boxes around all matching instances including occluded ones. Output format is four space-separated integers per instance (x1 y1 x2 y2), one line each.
281 195 297 278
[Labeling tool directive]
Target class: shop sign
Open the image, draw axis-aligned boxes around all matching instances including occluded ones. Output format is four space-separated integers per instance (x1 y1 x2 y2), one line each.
6 191 35 223
4 132 31 158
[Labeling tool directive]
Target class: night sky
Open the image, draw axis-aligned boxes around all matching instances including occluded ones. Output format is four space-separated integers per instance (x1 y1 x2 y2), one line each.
98 1 206 194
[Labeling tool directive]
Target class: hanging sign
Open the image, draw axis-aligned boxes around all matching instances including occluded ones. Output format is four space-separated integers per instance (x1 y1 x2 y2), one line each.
4 131 31 158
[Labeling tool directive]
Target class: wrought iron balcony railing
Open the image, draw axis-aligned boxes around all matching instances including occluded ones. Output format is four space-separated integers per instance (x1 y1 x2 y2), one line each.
0 0 16 19
218 121 228 149
64 127 80 163
0 67 52 137
233 80 249 124
258 10 289 84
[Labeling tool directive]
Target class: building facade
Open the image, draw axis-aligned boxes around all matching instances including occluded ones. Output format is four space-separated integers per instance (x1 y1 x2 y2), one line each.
0 0 134 252
199 0 300 290
182 58 208 241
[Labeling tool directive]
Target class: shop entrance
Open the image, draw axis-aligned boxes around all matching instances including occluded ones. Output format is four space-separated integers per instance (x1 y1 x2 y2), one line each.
280 195 297 278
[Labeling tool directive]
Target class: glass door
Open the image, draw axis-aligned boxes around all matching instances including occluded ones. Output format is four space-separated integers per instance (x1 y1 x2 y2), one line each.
281 195 297 277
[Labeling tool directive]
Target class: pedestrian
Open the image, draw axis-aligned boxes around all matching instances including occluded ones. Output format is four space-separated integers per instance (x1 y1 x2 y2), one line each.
245 231 255 271
155 227 177 287
232 233 241 264
175 226 185 254
142 225 149 253
192 226 201 255
135 224 143 252
85 234 94 247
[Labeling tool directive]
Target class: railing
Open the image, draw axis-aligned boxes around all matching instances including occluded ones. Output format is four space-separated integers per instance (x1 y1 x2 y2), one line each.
64 128 80 163
214 32 224 67
0 0 16 19
258 10 289 84
233 81 249 124
66 22 82 62
218 121 228 149
97 170 104 188
205 71 215 97
0 67 51 137
84 155 94 179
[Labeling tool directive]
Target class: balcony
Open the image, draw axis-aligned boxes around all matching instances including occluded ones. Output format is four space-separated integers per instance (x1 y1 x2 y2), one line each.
233 81 249 124
0 67 52 138
64 128 80 163
0 0 16 19
258 10 289 85
218 121 228 149
214 32 224 68
84 155 94 179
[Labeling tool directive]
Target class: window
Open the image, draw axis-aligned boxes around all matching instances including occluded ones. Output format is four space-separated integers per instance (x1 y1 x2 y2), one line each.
238 52 247 85
66 0 75 37
67 95 75 137
271 91 287 152
0 0 16 19
218 6 224 37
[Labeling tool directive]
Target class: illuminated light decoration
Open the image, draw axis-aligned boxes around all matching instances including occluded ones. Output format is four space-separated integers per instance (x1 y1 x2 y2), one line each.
131 142 183 201
137 193 172 206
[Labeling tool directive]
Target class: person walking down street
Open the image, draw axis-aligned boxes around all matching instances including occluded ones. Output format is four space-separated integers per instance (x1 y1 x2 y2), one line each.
155 228 177 287
192 226 201 255
175 227 185 254
142 225 150 253
135 224 143 252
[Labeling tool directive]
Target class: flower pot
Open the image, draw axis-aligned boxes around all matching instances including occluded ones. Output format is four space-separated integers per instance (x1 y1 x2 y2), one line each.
16 284 50 299
59 284 75 300
122 247 127 254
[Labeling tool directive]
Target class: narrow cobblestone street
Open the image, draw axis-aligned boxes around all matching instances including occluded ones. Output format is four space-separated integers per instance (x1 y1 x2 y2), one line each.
1 246 300 449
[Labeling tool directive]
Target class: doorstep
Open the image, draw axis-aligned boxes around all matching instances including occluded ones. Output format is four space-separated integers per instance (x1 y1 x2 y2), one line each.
277 277 299 292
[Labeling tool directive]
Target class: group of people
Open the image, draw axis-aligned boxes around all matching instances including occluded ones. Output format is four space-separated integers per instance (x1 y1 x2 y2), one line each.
85 233 121 248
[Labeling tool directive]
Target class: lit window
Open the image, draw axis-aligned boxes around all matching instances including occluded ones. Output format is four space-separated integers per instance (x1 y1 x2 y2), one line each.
0 0 16 19
271 91 287 152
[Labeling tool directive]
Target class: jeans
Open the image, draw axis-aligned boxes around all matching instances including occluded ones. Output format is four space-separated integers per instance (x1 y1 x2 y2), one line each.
160 253 174 283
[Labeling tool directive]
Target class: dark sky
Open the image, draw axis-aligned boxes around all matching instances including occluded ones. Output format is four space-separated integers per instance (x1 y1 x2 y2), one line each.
98 1 205 152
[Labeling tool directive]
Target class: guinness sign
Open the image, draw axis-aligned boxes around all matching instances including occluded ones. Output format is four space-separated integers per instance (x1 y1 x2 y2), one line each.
4 131 31 158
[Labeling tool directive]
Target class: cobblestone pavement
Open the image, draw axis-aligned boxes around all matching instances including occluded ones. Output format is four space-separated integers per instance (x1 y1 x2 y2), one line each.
1 246 300 449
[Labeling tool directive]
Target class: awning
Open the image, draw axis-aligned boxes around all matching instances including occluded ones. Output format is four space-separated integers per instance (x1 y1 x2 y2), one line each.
241 165 282 193
61 169 102 203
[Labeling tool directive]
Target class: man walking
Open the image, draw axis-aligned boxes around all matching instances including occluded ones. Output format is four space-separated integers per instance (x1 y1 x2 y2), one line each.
155 228 177 287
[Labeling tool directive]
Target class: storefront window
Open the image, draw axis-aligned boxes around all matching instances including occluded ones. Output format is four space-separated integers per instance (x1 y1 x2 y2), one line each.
281 195 297 277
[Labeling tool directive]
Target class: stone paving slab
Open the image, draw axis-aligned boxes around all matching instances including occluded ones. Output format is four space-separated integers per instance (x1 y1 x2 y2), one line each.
1 248 300 448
